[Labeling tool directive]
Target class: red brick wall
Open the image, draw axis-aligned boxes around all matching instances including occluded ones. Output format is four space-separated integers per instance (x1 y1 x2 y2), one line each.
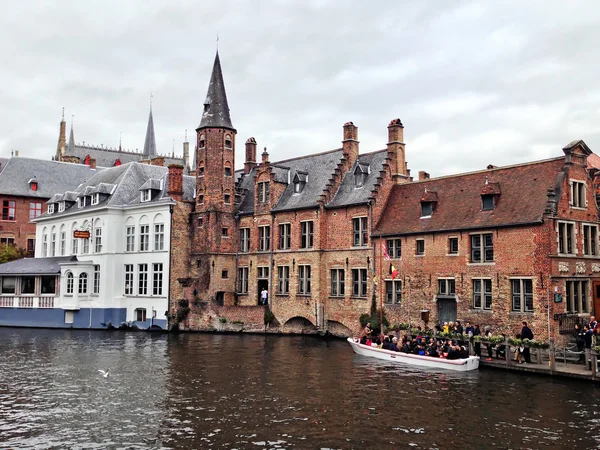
0 195 42 253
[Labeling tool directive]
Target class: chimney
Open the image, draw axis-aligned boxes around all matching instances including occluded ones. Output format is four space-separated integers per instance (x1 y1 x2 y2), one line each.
387 118 408 181
14 150 19 157
168 164 184 200
418 171 430 181
150 156 165 167
261 147 269 164
342 122 359 167
89 158 96 169
244 137 257 174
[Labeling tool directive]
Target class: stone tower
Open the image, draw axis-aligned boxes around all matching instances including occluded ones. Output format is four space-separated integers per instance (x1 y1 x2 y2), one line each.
56 109 66 160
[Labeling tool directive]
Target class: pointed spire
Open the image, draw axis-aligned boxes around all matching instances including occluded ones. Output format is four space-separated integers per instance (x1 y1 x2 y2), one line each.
197 52 235 131
143 106 157 157
67 115 75 152
119 131 122 152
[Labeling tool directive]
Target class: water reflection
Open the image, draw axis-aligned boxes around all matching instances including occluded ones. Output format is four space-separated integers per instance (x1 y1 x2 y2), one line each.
0 330 598 449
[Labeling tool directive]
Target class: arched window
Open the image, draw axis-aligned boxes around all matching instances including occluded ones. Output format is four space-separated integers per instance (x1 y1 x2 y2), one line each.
66 272 74 294
78 273 88 294
224 190 231 204
225 134 232 149
71 222 79 255
224 162 232 177
81 221 90 254
59 225 66 256
50 226 57 256
198 161 205 176
42 227 48 256
94 218 102 253
153 213 165 251
199 134 205 149
139 215 150 252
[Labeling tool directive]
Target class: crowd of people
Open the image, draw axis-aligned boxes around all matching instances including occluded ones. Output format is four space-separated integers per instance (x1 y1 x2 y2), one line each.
573 316 599 362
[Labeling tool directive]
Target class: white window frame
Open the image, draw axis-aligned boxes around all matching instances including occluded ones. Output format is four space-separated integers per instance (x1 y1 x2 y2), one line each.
78 272 88 294
259 225 270 252
510 278 534 313
124 264 134 295
330 268 345 297
66 272 74 295
152 263 163 296
385 279 402 304
557 221 576 255
139 224 150 252
93 265 100 294
91 193 100 206
470 233 493 263
565 279 589 314
48 204 55 214
386 239 402 259
279 223 291 250
298 265 311 295
570 179 587 209
437 278 456 296
94 227 102 253
60 231 66 256
582 223 598 256
240 228 250 253
277 265 290 294
353 217 368 247
141 189 151 203
238 267 249 294
301 221 314 249
352 268 368 297
138 263 148 295
126 225 135 252
154 223 164 251
472 278 492 310
58 202 65 212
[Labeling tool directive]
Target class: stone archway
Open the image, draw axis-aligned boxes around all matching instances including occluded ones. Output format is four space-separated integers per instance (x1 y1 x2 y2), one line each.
326 320 353 338
283 316 317 334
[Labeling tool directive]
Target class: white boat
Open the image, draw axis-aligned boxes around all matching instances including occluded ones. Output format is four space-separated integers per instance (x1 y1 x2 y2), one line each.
347 338 480 372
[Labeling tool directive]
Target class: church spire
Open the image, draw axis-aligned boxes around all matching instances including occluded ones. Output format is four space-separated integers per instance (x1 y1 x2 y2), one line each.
197 52 234 131
142 106 157 157
56 108 67 160
67 115 75 152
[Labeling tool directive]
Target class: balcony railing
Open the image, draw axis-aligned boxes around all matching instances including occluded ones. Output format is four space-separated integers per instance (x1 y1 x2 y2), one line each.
0 296 57 308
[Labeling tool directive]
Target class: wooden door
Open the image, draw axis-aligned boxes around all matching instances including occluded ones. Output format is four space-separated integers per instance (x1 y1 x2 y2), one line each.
437 299 457 325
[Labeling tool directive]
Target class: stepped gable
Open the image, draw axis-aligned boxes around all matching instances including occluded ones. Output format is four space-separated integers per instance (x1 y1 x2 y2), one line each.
0 157 97 198
375 157 566 236
327 149 387 208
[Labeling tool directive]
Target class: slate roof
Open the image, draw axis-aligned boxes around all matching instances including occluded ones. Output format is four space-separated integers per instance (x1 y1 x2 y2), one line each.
0 256 77 276
36 162 194 219
374 157 566 237
0 157 97 199
327 150 388 208
142 109 157 157
197 52 234 131
0 157 8 173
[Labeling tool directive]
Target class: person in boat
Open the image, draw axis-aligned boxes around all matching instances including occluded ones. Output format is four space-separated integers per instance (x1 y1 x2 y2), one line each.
458 345 469 359
389 337 400 352
446 345 461 360
382 336 391 350
360 322 373 346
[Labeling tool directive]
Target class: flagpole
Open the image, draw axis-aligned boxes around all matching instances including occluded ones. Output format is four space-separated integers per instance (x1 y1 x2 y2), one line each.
379 237 383 335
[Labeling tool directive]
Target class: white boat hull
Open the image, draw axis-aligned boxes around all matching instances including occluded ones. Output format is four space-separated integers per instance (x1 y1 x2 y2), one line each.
347 338 479 372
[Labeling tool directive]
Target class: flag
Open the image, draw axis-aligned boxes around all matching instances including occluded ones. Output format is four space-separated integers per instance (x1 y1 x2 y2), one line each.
381 242 391 261
391 265 399 280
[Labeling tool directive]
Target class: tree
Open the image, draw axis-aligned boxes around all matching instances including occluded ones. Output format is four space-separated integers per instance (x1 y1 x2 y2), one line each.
0 244 27 264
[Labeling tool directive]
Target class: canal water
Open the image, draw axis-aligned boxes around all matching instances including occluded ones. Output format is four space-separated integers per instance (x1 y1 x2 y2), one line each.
0 329 598 450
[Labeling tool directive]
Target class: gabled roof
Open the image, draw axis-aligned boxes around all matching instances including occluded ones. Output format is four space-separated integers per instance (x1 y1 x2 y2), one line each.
374 157 566 237
197 52 234 131
0 256 77 276
0 157 97 199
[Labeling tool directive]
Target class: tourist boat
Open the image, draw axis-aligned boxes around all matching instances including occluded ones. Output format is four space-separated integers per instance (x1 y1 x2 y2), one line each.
347 338 480 372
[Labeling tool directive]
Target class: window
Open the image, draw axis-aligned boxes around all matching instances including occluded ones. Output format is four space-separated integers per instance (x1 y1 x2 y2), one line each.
385 280 402 304
124 264 134 295
238 267 249 294
258 182 270 203
225 135 232 149
93 265 100 294
416 239 425 256
222 227 229 237
199 166 205 176
330 269 345 297
221 270 229 279
438 279 456 296
566 280 589 313
301 221 314 249
352 268 368 297
71 234 78 255
199 194 204 204
277 266 290 294
126 226 135 252
571 180 586 208
153 263 163 296
139 224 150 251
1 276 15 294
27 238 35 257
66 272 74 294
0 237 14 246
60 231 66 255
58 202 65 213
259 226 270 251
240 228 250 253
353 217 368 246
448 237 459 255
257 267 269 279
225 167 232 176
198 217 203 227
482 194 495 211
29 202 42 220
135 308 147 322
473 279 492 310
138 264 148 295
2 200 15 221
21 276 35 295
199 135 205 149
279 223 291 250
42 234 48 256
41 276 55 294
583 224 598 256
298 265 311 295
94 227 102 253
82 234 89 254
48 204 55 214
511 279 533 312
386 239 401 258
557 222 575 255
154 223 164 251
421 202 433 217
50 232 56 256
471 233 493 263
91 193 100 205
294 180 305 193
78 273 88 294
224 193 231 204
142 190 152 202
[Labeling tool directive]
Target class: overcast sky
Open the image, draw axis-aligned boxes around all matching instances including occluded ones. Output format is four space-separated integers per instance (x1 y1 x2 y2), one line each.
1 0 599 177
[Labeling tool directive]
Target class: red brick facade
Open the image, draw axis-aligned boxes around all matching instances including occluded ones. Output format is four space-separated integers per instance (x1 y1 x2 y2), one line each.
0 194 42 256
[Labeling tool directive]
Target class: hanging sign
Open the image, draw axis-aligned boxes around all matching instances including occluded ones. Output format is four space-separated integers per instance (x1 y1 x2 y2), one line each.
73 230 90 239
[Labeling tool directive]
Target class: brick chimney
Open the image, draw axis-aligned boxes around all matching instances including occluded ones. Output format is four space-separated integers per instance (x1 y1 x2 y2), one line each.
342 122 359 168
244 137 257 174
89 158 96 169
150 156 165 167
261 147 269 165
387 118 408 182
418 171 430 181
168 164 184 200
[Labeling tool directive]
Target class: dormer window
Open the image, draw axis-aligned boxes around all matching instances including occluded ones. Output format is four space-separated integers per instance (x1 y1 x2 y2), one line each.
91 193 100 206
48 204 55 214
58 202 65 213
141 190 151 202
420 189 438 218
225 134 232 149
354 164 369 188
293 171 307 194
28 178 38 191
199 134 205 149
481 194 495 211
421 202 433 217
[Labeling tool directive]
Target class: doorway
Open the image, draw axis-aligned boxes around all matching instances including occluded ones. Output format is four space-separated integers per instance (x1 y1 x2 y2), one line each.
437 298 457 325
593 281 600 316
257 280 269 306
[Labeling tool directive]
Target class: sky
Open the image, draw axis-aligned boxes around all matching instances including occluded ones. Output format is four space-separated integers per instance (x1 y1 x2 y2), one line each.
0 0 599 177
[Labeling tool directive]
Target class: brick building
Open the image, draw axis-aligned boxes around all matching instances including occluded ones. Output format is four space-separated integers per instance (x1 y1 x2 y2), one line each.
169 51 600 341
0 157 96 256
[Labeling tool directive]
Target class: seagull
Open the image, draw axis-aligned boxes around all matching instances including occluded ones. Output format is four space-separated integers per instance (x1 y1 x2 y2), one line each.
97 369 110 378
